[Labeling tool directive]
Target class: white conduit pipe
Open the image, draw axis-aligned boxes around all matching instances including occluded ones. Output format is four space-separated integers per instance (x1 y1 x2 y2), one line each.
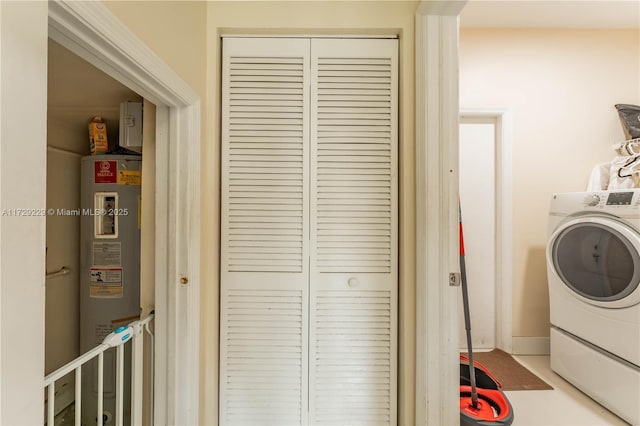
45 266 70 279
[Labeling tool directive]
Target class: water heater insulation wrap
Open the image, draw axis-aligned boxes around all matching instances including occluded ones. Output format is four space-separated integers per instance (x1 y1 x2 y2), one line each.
80 155 141 424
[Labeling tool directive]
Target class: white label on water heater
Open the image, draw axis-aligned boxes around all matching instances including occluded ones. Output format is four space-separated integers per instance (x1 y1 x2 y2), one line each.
93 242 122 267
94 192 119 238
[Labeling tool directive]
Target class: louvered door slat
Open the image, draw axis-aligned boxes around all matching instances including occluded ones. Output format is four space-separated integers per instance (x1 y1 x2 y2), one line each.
223 288 304 425
312 289 394 425
309 38 398 426
220 37 309 426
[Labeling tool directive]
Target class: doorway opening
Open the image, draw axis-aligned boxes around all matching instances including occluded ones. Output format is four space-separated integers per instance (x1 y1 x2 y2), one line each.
459 109 513 353
47 2 201 423
45 38 155 424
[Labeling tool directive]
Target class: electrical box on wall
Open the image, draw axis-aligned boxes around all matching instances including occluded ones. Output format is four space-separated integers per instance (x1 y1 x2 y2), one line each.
119 101 143 151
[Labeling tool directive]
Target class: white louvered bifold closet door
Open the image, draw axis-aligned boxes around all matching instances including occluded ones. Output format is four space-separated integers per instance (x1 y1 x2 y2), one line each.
309 38 398 426
220 38 310 426
220 36 397 426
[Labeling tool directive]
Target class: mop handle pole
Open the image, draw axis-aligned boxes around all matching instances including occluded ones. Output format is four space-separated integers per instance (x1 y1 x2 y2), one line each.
460 252 479 408
460 209 479 408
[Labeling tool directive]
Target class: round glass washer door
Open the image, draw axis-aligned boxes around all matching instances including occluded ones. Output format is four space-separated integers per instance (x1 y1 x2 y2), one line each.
548 216 640 308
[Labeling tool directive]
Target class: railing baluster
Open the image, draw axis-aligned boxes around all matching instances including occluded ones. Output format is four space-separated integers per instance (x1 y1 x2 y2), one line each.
145 321 155 426
98 352 104 425
75 367 82 426
47 383 55 425
131 326 144 426
116 344 124 426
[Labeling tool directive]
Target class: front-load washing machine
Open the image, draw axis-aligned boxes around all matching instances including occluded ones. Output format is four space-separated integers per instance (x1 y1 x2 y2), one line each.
547 190 640 425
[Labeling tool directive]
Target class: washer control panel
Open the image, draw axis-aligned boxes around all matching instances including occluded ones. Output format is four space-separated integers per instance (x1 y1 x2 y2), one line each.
581 190 640 209
605 191 635 206
551 190 640 219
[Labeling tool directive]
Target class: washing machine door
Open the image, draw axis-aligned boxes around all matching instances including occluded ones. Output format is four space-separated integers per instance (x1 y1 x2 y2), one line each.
548 216 640 308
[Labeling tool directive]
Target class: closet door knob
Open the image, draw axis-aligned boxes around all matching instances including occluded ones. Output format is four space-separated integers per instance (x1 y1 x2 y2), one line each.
348 277 359 288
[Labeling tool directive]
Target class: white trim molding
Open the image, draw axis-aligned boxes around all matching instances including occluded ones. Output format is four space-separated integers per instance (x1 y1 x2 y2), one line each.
47 2 201 424
417 1 468 16
415 1 467 425
459 109 514 354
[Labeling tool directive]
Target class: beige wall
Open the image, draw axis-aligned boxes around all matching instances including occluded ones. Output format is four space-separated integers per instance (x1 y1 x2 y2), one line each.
103 1 208 99
206 2 417 424
459 29 640 338
45 123 82 375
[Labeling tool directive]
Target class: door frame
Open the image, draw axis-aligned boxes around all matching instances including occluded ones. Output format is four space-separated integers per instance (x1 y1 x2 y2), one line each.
414 2 467 425
459 109 514 353
48 2 201 424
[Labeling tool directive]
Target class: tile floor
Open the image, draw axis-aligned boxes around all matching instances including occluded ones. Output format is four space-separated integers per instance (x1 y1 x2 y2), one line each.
507 355 629 425
54 355 630 426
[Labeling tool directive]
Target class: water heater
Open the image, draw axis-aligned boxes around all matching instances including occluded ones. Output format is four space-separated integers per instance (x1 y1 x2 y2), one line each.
80 155 141 425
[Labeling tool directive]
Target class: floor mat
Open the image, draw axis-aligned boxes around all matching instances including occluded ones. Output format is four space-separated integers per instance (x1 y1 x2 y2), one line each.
462 349 554 391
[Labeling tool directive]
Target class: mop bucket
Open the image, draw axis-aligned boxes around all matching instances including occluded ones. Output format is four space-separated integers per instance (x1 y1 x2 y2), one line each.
460 355 514 426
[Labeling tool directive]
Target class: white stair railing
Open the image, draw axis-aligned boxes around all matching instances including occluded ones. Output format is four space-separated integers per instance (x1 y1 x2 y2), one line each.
44 314 154 425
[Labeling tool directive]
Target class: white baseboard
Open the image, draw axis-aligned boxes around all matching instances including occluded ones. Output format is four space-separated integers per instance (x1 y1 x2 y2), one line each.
512 336 550 355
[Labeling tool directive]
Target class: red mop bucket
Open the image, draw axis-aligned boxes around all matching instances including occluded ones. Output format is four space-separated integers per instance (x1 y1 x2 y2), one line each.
460 354 514 426
459 207 514 426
